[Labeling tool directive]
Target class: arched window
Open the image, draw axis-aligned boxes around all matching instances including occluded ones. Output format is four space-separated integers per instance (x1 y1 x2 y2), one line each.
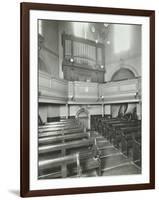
111 68 135 81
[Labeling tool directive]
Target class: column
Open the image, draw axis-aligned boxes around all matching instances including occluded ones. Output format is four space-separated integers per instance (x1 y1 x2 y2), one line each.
88 114 91 129
102 103 104 117
136 102 142 120
66 103 69 119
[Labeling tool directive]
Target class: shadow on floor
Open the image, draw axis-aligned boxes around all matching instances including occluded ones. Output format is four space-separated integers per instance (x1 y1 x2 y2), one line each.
8 189 19 197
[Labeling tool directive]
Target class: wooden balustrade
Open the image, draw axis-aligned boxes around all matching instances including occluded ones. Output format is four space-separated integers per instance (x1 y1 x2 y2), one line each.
39 70 141 104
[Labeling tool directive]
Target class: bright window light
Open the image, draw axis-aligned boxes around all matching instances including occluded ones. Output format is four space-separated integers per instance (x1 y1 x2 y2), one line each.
73 22 88 38
114 24 132 54
38 20 43 35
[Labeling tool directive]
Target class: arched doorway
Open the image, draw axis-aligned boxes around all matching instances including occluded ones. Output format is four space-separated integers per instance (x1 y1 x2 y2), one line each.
76 108 89 131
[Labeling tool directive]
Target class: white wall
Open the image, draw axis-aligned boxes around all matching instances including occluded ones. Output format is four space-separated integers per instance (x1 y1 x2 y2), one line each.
0 0 158 200
39 20 60 76
105 24 141 81
39 104 61 122
60 104 107 117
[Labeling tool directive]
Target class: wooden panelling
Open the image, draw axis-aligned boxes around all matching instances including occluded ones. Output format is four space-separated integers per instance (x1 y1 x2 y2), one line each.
73 81 98 101
39 71 141 105
39 71 68 103
99 78 141 103
39 71 51 88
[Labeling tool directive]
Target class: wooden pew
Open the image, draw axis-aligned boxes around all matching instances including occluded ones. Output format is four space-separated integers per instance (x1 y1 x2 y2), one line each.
39 132 90 145
39 124 82 133
43 118 79 127
39 121 80 130
39 153 82 179
91 115 111 131
60 118 76 122
97 117 119 133
39 137 101 176
103 120 141 140
92 116 141 169
108 122 141 142
132 138 141 167
120 129 141 157
39 138 95 155
39 127 84 138
90 115 102 131
39 117 102 177
113 126 141 148
106 123 141 167
97 119 133 138
96 118 129 135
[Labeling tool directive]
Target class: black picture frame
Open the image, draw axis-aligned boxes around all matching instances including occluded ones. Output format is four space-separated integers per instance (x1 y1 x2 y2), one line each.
20 2 155 197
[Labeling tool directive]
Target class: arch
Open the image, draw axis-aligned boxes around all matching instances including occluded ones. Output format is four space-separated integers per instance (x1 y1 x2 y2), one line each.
76 107 89 118
76 107 90 130
110 65 139 81
111 67 135 81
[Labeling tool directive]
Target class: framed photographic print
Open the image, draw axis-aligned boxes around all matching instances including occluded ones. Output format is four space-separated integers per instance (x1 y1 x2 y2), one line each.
20 2 155 197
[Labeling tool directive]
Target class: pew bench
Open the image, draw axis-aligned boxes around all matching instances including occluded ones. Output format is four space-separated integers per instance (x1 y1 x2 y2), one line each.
39 124 82 133
133 138 141 167
39 138 101 178
97 119 128 136
113 126 141 148
39 127 84 138
68 148 101 176
120 129 141 157
39 153 82 179
107 122 141 143
39 138 96 155
40 119 79 128
91 115 111 131
97 118 121 133
103 120 141 141
39 132 90 145
39 124 83 133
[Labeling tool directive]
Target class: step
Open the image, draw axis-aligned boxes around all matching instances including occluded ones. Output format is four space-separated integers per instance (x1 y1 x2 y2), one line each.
96 137 108 141
80 170 98 177
97 140 112 148
101 153 128 169
99 146 119 156
102 162 141 176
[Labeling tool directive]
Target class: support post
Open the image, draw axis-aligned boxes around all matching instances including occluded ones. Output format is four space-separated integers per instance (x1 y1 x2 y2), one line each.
66 103 69 119
137 102 142 120
102 103 104 117
88 114 91 129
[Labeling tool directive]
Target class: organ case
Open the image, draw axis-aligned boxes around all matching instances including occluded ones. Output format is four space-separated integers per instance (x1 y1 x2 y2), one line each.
62 34 105 83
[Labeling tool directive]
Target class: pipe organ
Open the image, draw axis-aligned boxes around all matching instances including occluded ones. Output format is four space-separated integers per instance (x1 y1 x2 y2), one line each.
62 34 105 83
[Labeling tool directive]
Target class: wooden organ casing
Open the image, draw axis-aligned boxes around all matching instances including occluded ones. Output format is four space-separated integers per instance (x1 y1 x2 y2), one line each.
62 34 105 83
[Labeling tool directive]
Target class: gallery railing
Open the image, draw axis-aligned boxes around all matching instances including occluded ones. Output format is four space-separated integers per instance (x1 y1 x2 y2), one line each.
39 71 141 104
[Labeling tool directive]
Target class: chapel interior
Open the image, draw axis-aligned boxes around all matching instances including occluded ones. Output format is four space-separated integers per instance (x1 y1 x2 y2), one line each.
38 20 142 179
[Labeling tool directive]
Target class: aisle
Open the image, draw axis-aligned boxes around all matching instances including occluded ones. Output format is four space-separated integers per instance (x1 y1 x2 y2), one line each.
96 135 141 176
